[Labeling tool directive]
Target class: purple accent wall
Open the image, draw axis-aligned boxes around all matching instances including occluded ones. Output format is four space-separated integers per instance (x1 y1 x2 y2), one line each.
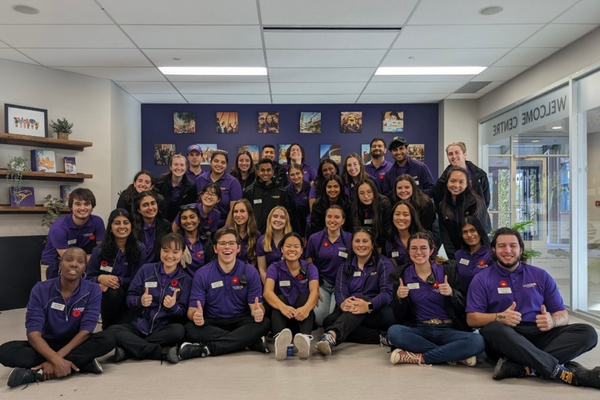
141 103 438 178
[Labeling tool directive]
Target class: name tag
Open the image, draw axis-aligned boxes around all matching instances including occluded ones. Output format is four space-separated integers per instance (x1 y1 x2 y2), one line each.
391 251 399 258
407 283 420 290
459 258 470 265
498 287 512 294
364 219 373 225
338 251 348 258
353 271 362 277
100 265 113 273
67 239 77 245
145 282 158 288
253 199 262 204
51 302 65 311
280 280 291 287
211 280 224 289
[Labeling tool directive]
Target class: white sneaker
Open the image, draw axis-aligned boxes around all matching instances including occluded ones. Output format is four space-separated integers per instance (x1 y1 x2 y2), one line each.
273 328 293 361
293 333 313 359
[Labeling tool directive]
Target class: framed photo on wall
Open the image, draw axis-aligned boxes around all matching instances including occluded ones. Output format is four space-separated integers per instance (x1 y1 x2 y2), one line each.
299 112 321 134
278 144 291 166
382 111 404 133
195 144 218 165
258 111 279 133
237 145 260 163
340 111 362 133
154 144 176 166
408 144 425 162
174 112 196 134
361 144 372 165
4 103 48 138
216 112 238 134
320 144 341 165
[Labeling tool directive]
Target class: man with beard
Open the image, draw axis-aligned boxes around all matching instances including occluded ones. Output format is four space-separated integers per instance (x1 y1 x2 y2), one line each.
364 138 392 194
382 136 434 198
466 228 599 389
186 144 203 183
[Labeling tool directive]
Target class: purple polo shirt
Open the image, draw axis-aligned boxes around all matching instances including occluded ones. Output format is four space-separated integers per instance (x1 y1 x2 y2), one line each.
287 163 317 183
238 230 261 263
305 229 351 285
184 235 206 274
266 260 318 305
189 259 262 319
403 262 450 321
143 220 156 261
256 235 283 266
86 242 148 289
287 182 310 208
174 202 220 238
26 277 101 341
335 255 393 311
308 184 318 200
365 159 392 193
186 169 201 184
466 262 566 323
195 171 242 226
454 246 493 290
384 236 409 266
382 156 435 197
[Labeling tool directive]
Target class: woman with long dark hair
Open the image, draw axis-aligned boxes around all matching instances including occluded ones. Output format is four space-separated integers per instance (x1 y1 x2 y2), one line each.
132 191 172 263
384 201 423 267
177 206 214 274
308 158 339 210
310 175 352 234
230 150 256 190
454 216 492 291
286 163 311 237
391 174 436 232
342 153 372 201
351 179 392 249
116 170 166 217
155 154 197 222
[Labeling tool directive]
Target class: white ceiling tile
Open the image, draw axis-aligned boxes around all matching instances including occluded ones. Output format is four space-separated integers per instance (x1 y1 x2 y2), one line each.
0 49 39 65
519 24 598 48
446 94 483 100
57 67 167 81
267 50 386 67
554 0 600 23
123 26 263 49
493 47 561 67
264 31 397 50
19 49 152 67
0 0 112 24
408 0 578 25
129 93 187 103
473 66 529 81
271 82 365 95
357 93 442 103
0 25 134 48
99 0 259 24
144 49 265 67
371 74 472 82
260 0 418 26
394 25 543 49
174 82 270 95
269 68 375 82
183 94 272 103
363 81 464 94
382 48 509 67
168 75 268 83
272 94 358 103
0 41 9 48
115 81 178 94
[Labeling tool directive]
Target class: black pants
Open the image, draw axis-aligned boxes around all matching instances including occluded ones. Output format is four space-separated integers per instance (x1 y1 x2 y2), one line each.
107 323 185 360
0 330 116 369
480 321 598 379
101 287 135 330
323 304 396 344
185 315 270 356
271 293 315 335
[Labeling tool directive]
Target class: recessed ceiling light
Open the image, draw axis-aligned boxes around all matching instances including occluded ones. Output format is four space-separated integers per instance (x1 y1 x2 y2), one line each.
159 67 267 76
552 126 562 130
376 66 486 75
12 4 39 14
531 140 540 143
479 6 503 15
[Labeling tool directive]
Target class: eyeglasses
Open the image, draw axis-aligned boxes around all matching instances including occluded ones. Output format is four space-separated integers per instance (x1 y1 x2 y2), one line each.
180 204 197 210
408 246 429 253
217 241 238 247
202 192 218 198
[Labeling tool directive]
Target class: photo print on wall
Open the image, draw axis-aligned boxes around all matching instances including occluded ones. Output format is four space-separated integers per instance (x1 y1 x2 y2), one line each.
278 144 291 166
361 144 372 165
174 112 196 134
340 111 362 133
195 144 218 165
216 112 238 134
258 111 280 133
299 112 321 134
154 144 176 166
320 144 342 165
238 145 260 164
408 144 425 162
382 111 404 133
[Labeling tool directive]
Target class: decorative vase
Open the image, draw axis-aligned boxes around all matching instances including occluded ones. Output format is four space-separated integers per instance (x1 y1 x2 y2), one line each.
57 132 69 140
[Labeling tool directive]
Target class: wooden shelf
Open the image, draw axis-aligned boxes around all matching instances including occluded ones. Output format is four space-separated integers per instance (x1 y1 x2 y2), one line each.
0 169 92 182
0 205 70 214
0 133 92 151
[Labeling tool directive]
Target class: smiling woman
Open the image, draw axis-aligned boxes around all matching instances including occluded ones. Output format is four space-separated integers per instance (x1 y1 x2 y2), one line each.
156 155 197 223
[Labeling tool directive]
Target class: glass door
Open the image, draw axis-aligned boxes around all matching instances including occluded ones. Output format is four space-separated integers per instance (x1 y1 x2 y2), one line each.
514 157 547 244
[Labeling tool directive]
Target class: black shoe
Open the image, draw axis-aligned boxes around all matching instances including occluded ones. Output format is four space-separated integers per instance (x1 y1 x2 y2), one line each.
564 361 600 388
80 358 103 374
247 336 269 354
492 357 526 380
162 346 179 364
113 346 129 363
7 368 43 388
178 342 209 360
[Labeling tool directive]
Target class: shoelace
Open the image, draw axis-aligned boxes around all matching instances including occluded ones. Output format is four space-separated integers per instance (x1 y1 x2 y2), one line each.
397 351 424 365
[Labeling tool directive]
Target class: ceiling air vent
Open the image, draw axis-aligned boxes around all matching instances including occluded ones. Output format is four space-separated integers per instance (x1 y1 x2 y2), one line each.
263 26 402 31
454 81 491 94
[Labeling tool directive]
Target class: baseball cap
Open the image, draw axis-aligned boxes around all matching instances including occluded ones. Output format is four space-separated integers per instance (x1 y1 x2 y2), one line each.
187 144 201 154
388 136 408 150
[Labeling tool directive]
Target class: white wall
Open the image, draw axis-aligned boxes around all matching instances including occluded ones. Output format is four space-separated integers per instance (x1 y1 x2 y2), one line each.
0 59 140 236
438 99 479 174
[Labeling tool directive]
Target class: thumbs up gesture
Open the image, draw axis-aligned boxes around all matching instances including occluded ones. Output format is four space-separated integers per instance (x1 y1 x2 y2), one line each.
163 288 179 309
397 278 409 299
252 297 264 323
535 304 555 331
496 301 521 327
141 286 153 307
193 300 205 326
438 275 453 297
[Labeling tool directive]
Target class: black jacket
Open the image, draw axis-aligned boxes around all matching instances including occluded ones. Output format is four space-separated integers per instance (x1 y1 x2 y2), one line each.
433 161 490 208
243 179 290 233
135 217 172 263
155 175 197 222
353 195 392 249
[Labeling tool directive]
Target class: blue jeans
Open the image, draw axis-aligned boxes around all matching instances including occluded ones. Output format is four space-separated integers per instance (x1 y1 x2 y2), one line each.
314 280 336 327
387 323 485 364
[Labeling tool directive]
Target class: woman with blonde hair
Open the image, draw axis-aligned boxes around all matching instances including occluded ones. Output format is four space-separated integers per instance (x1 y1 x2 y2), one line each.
226 199 260 266
256 206 292 284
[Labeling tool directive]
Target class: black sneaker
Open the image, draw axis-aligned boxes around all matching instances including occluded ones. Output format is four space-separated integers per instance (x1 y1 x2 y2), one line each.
315 332 336 356
7 368 43 388
178 342 209 360
565 361 600 388
162 346 179 364
492 357 526 380
113 346 129 363
247 336 269 354
80 358 103 374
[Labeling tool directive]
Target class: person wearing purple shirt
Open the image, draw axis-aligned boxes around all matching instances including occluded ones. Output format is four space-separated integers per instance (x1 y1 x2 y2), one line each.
364 138 393 194
0 248 115 388
172 182 222 238
308 158 339 210
466 228 599 389
382 136 435 198
132 191 172 263
453 216 493 291
342 152 372 202
225 199 260 266
264 233 319 360
42 188 105 280
186 144 203 184
256 206 292 284
195 150 243 227
286 163 311 237
177 207 214 275
387 231 484 366
285 143 317 184
315 228 395 356
176 228 270 360
384 201 423 268
155 154 197 223
305 205 352 326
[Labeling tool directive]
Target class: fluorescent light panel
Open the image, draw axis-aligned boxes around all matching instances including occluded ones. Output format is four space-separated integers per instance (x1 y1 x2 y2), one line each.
376 66 486 75
159 67 267 76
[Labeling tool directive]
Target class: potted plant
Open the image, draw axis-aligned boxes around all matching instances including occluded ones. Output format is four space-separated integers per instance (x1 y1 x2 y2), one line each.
6 156 29 205
50 118 74 140
42 194 65 228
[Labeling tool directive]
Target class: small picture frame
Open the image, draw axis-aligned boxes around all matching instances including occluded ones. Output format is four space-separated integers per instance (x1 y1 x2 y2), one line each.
300 112 321 134
237 145 260 163
278 144 291 166
382 111 404 133
361 144 372 165
340 111 362 133
408 144 425 162
4 104 48 138
320 144 341 165
154 144 176 166
196 144 218 165
174 112 196 134
216 112 238 134
258 111 279 133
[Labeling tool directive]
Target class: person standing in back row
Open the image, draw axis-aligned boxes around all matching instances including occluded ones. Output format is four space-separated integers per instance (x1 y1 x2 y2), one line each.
383 136 435 198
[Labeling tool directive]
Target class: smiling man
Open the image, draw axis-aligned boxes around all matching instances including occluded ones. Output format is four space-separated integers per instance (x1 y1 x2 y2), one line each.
364 138 392 194
466 228 600 389
382 136 434 198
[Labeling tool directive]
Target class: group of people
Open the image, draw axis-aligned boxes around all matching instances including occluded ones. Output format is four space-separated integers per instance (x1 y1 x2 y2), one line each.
0 137 599 390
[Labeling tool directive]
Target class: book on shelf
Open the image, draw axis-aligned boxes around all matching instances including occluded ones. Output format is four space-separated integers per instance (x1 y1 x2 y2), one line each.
60 185 74 203
9 187 35 207
31 149 56 173
63 157 76 174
